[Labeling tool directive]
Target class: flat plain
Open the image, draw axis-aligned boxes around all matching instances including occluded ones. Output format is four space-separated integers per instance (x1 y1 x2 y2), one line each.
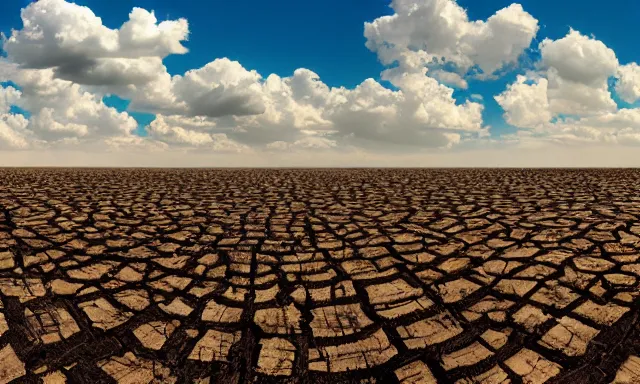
0 168 638 383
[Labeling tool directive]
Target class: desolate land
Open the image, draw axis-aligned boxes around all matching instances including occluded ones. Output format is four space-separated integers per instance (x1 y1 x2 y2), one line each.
0 168 638 383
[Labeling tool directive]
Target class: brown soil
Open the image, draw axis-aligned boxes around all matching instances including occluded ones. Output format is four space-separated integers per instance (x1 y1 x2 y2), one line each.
0 168 638 383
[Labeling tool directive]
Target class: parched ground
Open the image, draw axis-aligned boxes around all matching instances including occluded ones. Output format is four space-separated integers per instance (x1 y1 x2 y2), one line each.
0 169 638 384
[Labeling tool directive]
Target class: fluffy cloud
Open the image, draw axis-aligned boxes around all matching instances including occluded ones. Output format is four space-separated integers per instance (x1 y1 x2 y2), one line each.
0 67 139 149
539 29 618 86
0 85 31 149
221 69 334 145
537 29 618 116
56 57 166 87
547 69 617 116
326 69 482 149
2 0 270 121
145 66 484 150
147 114 249 152
496 79 640 146
1 0 486 153
525 109 640 146
616 63 640 104
494 75 552 129
254 67 482 149
128 58 266 118
364 0 539 78
13 69 138 141
3 0 188 86
495 28 640 146
0 112 31 149
0 85 20 114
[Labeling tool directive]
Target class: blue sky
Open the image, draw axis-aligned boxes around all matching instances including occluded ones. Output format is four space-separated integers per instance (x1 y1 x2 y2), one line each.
3 0 637 138
2 0 640 166
4 0 634 138
0 0 393 136
1 0 393 85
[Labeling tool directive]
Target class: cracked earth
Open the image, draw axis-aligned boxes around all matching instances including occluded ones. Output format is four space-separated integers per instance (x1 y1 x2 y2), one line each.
0 168 638 383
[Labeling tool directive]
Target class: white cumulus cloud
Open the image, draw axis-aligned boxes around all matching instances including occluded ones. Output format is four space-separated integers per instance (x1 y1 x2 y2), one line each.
495 75 552 129
364 0 539 77
3 0 188 87
128 58 266 118
537 29 618 116
616 63 640 104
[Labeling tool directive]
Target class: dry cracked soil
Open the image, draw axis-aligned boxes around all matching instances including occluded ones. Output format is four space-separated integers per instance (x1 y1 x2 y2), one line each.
0 168 638 384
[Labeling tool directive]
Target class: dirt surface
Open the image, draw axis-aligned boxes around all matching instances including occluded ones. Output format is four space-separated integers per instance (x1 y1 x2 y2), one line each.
0 168 638 384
